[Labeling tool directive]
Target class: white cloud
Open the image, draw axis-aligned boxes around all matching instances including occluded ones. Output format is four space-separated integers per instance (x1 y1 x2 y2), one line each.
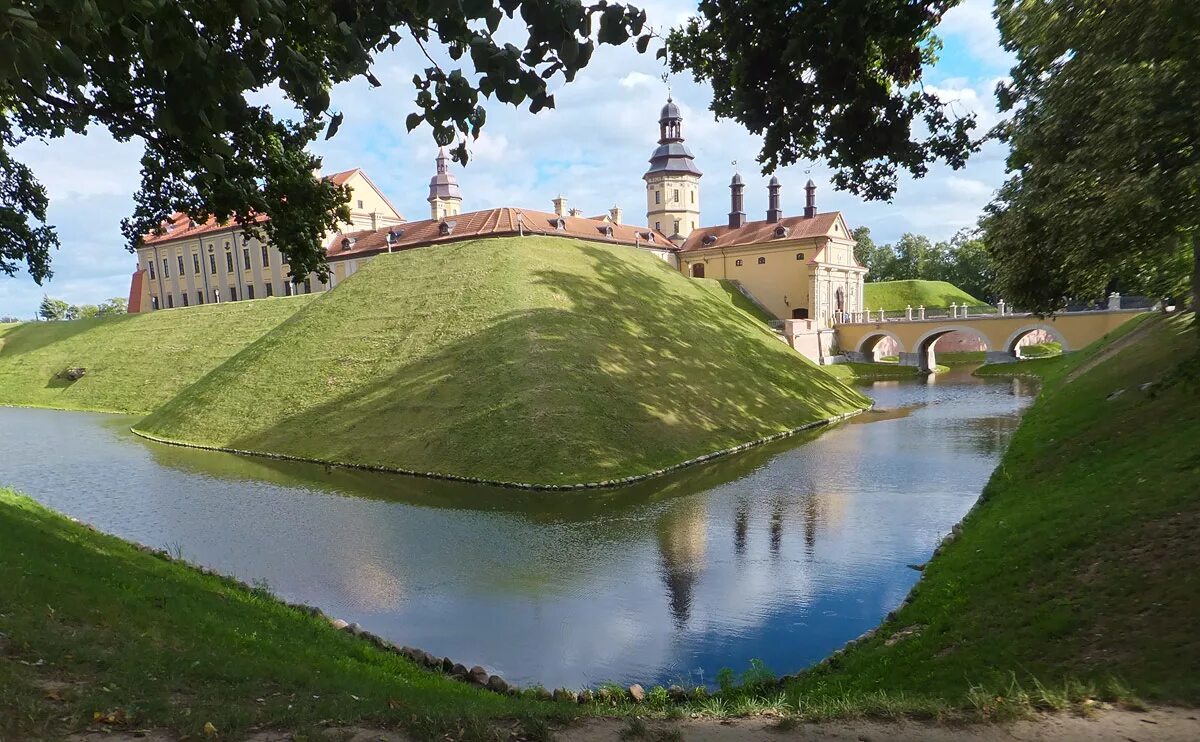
619 71 657 89
938 0 1014 68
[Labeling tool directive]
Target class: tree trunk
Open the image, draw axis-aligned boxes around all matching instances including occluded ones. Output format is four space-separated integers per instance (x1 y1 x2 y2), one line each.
1192 230 1199 316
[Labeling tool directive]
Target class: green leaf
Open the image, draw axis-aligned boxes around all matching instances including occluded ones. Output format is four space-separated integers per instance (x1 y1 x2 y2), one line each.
405 113 423 132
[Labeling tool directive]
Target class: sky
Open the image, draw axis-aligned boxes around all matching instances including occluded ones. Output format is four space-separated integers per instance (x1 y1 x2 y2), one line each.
0 0 1012 319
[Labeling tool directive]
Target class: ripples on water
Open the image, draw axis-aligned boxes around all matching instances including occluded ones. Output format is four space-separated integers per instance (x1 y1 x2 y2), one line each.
0 368 1036 688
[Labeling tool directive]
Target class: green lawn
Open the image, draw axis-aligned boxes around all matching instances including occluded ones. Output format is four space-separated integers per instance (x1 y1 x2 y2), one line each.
936 350 986 365
776 312 1199 712
863 280 985 310
699 279 778 323
821 362 931 382
0 489 576 741
0 297 315 413
136 237 868 486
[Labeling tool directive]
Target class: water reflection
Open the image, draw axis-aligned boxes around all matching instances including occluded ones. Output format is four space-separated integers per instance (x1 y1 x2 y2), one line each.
0 366 1035 689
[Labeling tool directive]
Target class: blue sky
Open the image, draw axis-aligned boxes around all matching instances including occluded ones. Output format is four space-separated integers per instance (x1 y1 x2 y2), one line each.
0 0 1012 318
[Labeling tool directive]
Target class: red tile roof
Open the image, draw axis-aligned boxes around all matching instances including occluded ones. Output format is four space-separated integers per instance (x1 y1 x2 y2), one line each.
141 212 269 246
140 168 401 246
679 212 842 252
326 207 677 260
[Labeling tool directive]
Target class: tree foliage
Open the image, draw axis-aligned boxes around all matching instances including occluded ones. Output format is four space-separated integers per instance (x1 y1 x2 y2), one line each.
667 0 979 200
98 297 128 316
981 0 1200 314
37 296 69 321
856 228 996 301
1 0 650 284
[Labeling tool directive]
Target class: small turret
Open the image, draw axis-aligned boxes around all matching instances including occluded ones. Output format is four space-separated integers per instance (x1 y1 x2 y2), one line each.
804 179 817 219
427 147 463 220
767 176 782 223
728 172 746 229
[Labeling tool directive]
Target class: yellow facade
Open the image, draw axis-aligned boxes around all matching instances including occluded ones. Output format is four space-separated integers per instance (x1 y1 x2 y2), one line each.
646 177 700 238
677 215 866 325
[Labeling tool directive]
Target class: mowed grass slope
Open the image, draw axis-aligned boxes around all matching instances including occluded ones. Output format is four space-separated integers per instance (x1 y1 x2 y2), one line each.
782 313 1200 708
0 489 571 740
0 297 315 413
864 279 983 310
137 236 868 485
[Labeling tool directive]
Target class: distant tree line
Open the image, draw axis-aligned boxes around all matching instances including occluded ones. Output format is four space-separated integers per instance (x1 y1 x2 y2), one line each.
37 296 127 322
853 227 997 303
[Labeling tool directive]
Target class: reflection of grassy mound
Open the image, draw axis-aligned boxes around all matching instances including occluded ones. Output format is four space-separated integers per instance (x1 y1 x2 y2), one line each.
0 298 315 413
137 236 868 486
864 280 983 310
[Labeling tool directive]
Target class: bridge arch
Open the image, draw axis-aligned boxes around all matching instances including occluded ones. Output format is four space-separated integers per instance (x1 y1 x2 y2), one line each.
855 331 905 362
1003 323 1069 355
914 325 992 372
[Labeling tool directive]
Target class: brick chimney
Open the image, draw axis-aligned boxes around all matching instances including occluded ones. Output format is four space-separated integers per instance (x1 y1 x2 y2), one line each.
804 179 817 218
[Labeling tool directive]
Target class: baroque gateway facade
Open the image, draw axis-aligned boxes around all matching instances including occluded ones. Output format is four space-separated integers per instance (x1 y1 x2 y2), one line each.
129 99 865 333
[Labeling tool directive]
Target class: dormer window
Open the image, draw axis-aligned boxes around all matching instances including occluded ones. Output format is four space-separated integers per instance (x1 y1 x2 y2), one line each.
702 234 717 246
551 217 566 231
340 237 354 251
439 220 456 236
774 225 790 238
598 225 614 238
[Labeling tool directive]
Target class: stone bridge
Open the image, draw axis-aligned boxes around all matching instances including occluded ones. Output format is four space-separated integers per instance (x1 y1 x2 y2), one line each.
834 308 1147 372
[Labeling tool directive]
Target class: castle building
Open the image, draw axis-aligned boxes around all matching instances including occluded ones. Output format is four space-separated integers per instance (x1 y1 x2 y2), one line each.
128 169 404 312
676 174 866 327
643 98 702 241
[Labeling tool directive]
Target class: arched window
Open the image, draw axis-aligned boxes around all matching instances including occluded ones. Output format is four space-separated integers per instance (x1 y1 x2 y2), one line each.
735 259 743 266
796 252 805 260
835 287 845 312
757 256 766 265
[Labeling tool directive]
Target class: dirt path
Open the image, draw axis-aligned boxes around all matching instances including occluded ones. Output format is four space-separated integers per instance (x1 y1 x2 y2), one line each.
1064 313 1161 384
66 707 1200 741
564 707 1200 741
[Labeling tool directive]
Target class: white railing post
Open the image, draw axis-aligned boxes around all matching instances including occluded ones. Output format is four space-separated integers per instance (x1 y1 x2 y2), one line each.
950 302 958 319
918 304 926 320
1108 292 1121 311
878 307 886 322
905 304 913 321
998 299 1006 316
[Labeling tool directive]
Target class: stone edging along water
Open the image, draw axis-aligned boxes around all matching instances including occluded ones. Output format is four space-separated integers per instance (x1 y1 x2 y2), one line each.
128 405 870 491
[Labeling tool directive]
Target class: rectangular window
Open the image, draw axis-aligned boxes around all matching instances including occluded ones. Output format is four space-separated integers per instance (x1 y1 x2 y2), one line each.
673 189 680 202
229 286 237 301
265 283 273 297
192 253 200 274
357 199 364 209
247 284 255 300
655 191 661 204
655 222 661 232
209 254 217 274
691 191 695 204
242 248 250 269
166 294 174 308
197 291 204 305
151 296 159 310
162 258 170 278
181 292 189 307
225 252 234 273
148 260 156 280
261 245 269 268
177 255 185 275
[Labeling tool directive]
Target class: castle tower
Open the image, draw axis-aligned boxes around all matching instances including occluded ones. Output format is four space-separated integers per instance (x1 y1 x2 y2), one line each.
427 147 462 220
643 97 702 240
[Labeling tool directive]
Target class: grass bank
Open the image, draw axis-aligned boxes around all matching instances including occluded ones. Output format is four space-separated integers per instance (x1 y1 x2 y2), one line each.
0 488 580 740
136 236 868 486
863 279 984 310
0 297 315 413
768 312 1199 714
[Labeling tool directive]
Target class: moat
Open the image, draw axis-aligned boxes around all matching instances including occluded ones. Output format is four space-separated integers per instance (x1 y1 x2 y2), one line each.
0 368 1035 690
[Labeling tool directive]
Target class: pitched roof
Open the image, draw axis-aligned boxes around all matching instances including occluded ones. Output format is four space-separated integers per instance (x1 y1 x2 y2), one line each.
327 207 677 260
679 212 843 252
140 168 401 246
141 212 269 246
